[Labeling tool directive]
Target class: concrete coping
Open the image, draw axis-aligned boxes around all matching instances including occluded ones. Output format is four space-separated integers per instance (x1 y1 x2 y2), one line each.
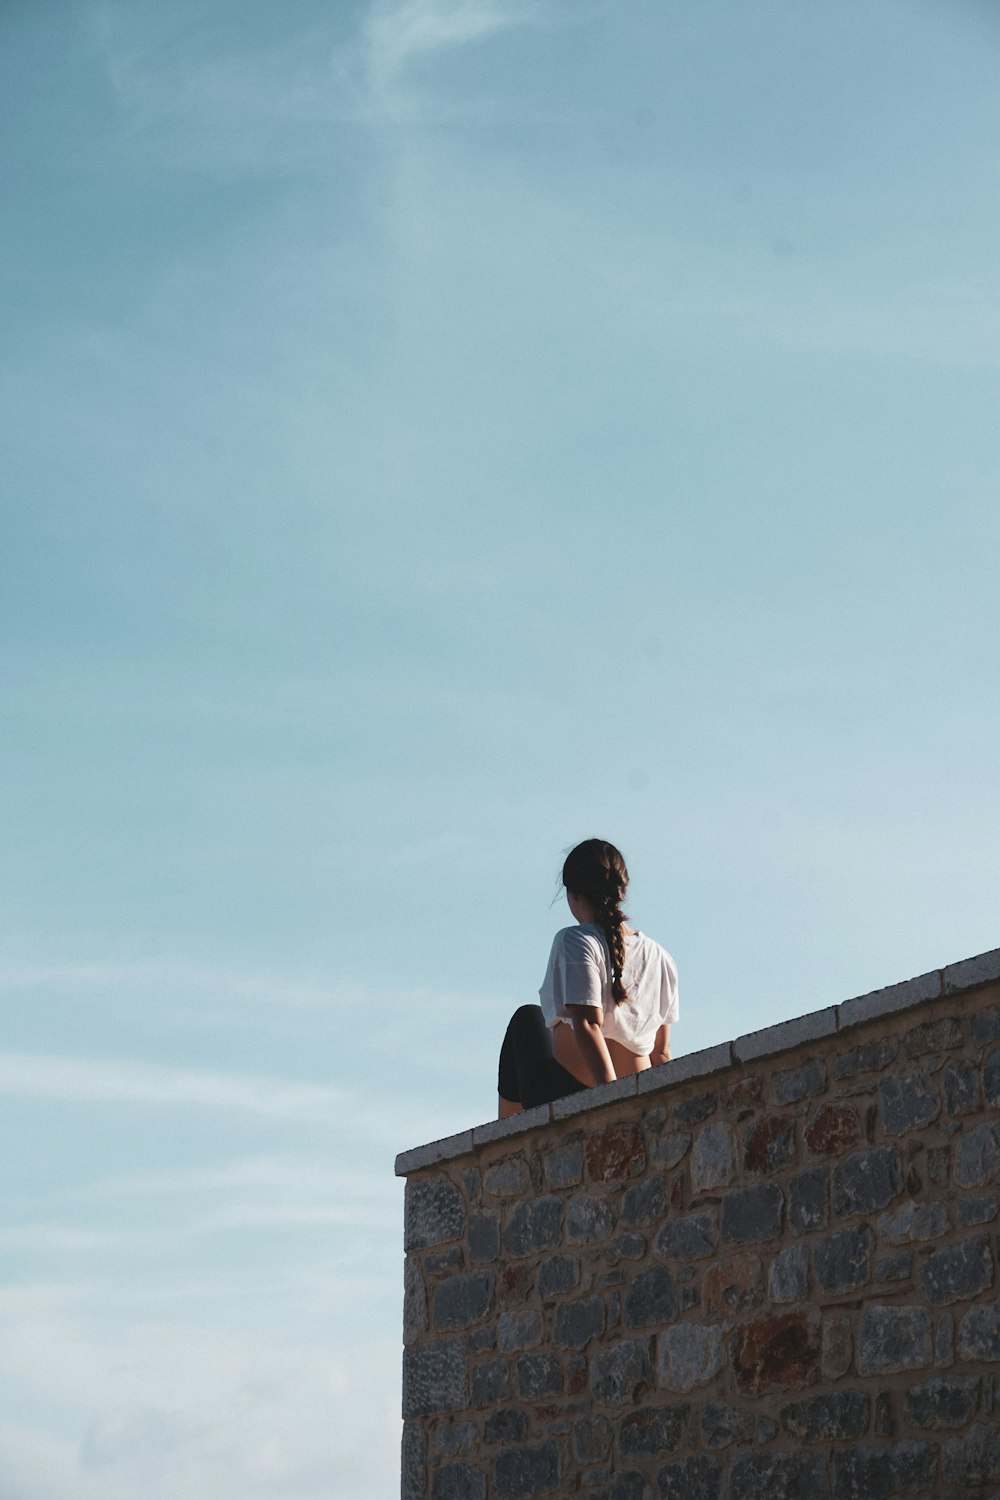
394 943 1000 1176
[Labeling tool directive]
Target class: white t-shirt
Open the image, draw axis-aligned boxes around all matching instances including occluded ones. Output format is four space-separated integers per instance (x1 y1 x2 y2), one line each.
538 923 679 1056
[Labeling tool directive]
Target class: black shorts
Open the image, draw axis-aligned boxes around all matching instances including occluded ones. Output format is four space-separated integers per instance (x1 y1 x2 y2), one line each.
497 1004 589 1110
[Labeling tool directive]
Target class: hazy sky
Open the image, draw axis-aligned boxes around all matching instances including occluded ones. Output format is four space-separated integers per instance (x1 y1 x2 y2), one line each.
3 1 999 1495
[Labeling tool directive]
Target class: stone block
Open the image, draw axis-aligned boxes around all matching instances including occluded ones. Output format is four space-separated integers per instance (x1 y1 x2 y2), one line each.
623 1265 680 1328
878 1069 940 1135
432 1422 478 1456
656 1454 723 1500
721 1182 784 1245
483 1156 530 1197
703 1252 765 1316
789 1166 829 1235
636 1042 733 1094
404 1258 429 1343
542 1139 583 1189
904 1376 980 1430
700 1401 754 1449
832 1441 937 1499
941 1421 1000 1486
833 1036 898 1080
403 1338 468 1417
943 946 1000 994
903 1014 964 1057
804 1103 859 1156
953 1122 1000 1187
918 1233 993 1306
838 969 941 1029
405 1176 466 1250
622 1174 667 1226
957 1299 1000 1361
655 1208 717 1260
733 1310 820 1394
650 1131 691 1169
402 1422 426 1500
814 1222 874 1294
743 1114 796 1174
655 1322 726 1391
396 1130 475 1176
690 1122 735 1192
590 1337 653 1405
502 1196 563 1258
772 1057 827 1105
425 1246 463 1275
484 1409 527 1445
983 1046 1000 1106
957 1195 998 1226
432 1462 486 1500
971 1006 1000 1044
537 1253 579 1300
586 1122 646 1182
572 1414 612 1462
821 1313 853 1379
832 1145 902 1219
611 1472 654 1500
493 1443 559 1499
856 1305 932 1375
434 1271 493 1332
780 1389 869 1441
470 1356 508 1406
729 1451 828 1500
552 1073 637 1120
553 1295 605 1350
769 1242 809 1303
876 1198 947 1244
514 1352 562 1398
468 1211 499 1264
875 1249 913 1281
935 1311 954 1368
735 1006 838 1063
566 1191 616 1245
942 1058 981 1116
674 1090 717 1126
618 1404 689 1459
471 1105 550 1149
496 1309 542 1352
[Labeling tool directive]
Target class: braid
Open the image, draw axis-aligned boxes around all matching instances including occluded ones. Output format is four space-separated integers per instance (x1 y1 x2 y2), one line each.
562 837 631 1006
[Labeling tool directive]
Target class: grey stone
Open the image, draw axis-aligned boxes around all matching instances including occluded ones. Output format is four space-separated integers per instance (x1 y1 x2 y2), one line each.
674 1091 717 1127
537 1253 579 1300
875 1250 913 1281
971 1007 1000 1044
470 1357 508 1407
432 1419 477 1454
941 1421 1000 1486
396 1129 474 1176
404 1258 428 1343
943 946 1000 995
833 1036 898 1080
957 1300 1000 1361
771 1057 826 1105
690 1123 735 1192
856 1305 931 1376
832 1146 902 1219
618 1404 688 1458
614 1231 646 1260
943 1058 981 1116
623 1265 679 1328
590 1338 652 1405
493 1443 559 1499
471 1104 550 1149
572 1414 612 1462
789 1166 828 1235
904 1376 980 1430
403 1337 468 1416
814 1223 874 1294
636 1042 733 1094
651 1131 691 1169
903 1015 964 1058
552 1072 637 1118
735 1007 838 1063
434 1272 493 1331
822 1313 853 1379
876 1198 947 1243
468 1211 500 1263
502 1195 563 1258
566 1192 615 1245
874 1391 891 1435
833 1442 937 1500
655 1209 717 1260
543 1139 583 1188
656 1455 723 1500
720 1182 783 1245
838 969 941 1029
655 1323 725 1391
496 1309 542 1352
459 1166 480 1199
878 1069 940 1135
483 1409 528 1445
553 1295 605 1350
622 1175 666 1226
611 1473 654 1500
953 1123 1000 1187
935 1312 955 1368
780 1389 869 1441
425 1246 463 1274
483 1156 530 1197
769 1243 809 1303
927 1145 950 1184
700 1401 754 1449
957 1195 998 1226
514 1352 562 1398
466 1326 493 1355
401 1422 426 1500
405 1176 466 1250
432 1462 486 1500
729 1451 828 1500
919 1233 993 1306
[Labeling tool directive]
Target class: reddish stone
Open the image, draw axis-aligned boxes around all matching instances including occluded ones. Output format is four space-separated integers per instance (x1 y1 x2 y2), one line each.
670 1177 683 1210
734 1311 820 1394
743 1115 796 1173
804 1105 859 1157
703 1253 765 1317
499 1264 531 1302
534 1405 559 1421
567 1355 587 1395
728 1075 764 1110
586 1123 647 1183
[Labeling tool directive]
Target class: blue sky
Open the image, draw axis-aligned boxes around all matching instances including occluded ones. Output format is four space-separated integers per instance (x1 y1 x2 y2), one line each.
2 0 999 1494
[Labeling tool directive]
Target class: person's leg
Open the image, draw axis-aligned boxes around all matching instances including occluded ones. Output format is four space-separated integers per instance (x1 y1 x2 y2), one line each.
497 1005 588 1114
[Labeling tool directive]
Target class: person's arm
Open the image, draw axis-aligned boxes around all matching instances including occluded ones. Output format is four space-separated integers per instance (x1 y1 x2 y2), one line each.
649 1023 671 1067
567 1004 617 1085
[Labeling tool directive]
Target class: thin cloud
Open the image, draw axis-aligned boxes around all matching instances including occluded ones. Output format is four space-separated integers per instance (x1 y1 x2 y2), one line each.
366 0 526 100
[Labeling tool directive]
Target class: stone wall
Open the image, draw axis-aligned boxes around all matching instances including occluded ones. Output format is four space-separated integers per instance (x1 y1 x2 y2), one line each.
395 949 1000 1500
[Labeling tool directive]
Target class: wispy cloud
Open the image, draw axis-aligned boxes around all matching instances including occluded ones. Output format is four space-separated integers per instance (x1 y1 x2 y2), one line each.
365 0 526 110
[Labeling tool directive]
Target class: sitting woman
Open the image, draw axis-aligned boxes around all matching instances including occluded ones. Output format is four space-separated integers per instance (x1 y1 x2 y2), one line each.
498 837 679 1116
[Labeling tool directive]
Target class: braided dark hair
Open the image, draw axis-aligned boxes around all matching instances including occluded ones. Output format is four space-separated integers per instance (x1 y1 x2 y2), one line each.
562 838 630 1005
